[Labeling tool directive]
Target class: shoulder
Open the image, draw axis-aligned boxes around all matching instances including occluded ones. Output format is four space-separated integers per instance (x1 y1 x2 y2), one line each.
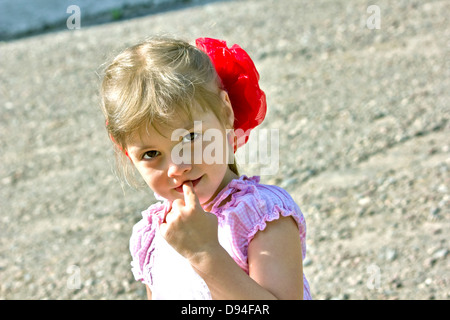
213 176 308 271
216 175 306 240
214 176 296 209
129 201 169 284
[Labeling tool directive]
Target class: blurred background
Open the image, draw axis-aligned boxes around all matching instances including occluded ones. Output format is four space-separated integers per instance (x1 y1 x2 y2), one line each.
0 0 448 299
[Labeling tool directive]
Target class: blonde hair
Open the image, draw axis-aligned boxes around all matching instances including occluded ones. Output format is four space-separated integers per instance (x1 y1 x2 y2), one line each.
100 36 239 186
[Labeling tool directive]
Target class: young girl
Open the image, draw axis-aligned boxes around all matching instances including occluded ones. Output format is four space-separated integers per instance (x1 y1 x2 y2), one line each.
100 36 312 300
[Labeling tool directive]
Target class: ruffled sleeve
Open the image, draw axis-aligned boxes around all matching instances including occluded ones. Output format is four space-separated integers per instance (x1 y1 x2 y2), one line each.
129 201 169 286
212 176 307 274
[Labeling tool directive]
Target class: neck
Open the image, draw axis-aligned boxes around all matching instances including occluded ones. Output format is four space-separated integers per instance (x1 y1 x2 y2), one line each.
202 168 239 212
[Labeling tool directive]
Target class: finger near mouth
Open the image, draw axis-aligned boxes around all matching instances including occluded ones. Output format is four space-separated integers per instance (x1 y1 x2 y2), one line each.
174 175 203 193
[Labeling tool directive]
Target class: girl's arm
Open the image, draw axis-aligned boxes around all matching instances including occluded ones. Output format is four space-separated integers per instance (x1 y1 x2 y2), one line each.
248 215 304 299
160 182 304 300
145 285 152 300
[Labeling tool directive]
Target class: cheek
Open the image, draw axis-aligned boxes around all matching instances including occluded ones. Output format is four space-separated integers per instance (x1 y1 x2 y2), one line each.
203 161 228 188
134 164 149 181
134 165 162 188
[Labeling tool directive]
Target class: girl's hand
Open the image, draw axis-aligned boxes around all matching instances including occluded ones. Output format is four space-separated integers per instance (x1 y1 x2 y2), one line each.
160 181 303 300
160 181 220 261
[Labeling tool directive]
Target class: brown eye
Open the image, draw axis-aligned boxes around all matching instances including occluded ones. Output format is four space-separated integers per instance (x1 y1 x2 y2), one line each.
143 150 160 160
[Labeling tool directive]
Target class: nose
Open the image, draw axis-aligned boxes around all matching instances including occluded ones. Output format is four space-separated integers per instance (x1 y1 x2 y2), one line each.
167 159 192 178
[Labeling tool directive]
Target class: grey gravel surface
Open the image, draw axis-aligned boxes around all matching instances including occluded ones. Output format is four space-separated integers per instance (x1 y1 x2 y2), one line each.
0 0 449 299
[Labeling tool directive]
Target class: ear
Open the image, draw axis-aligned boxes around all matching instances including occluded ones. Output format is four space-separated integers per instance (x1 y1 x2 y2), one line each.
220 90 234 128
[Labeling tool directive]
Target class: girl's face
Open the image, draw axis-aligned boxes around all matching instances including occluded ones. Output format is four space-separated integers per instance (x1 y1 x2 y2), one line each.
126 92 238 209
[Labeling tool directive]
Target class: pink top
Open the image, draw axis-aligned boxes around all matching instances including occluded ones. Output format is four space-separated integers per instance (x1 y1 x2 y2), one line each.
129 175 312 299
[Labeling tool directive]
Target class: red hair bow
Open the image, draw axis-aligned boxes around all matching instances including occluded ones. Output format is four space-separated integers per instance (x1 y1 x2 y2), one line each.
195 38 267 150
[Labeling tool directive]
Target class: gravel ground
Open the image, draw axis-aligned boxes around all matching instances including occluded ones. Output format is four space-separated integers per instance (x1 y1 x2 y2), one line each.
0 0 448 299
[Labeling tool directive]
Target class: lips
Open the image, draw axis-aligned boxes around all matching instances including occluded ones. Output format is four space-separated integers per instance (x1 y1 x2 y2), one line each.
174 175 203 193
